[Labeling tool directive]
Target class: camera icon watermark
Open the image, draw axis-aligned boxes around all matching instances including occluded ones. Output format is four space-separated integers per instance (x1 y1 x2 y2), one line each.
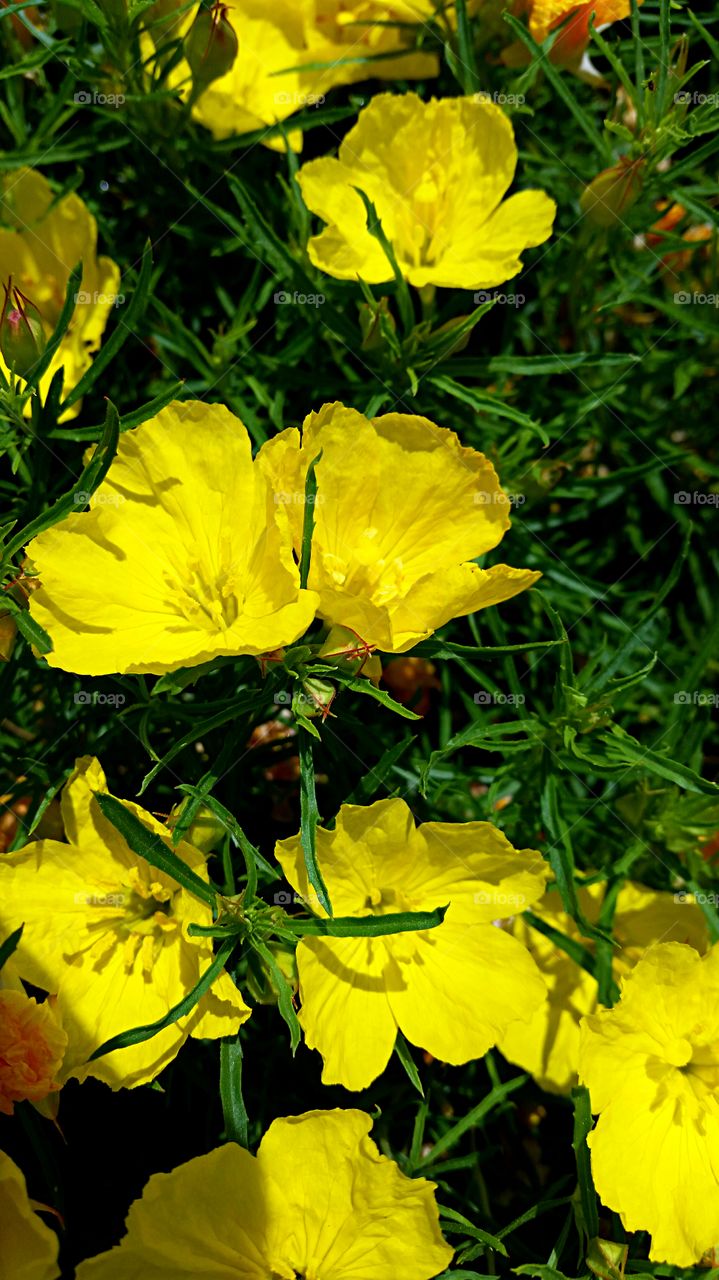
273 490 324 505
474 290 525 307
674 91 718 106
273 290 325 307
273 91 325 108
673 491 719 507
74 691 126 707
73 90 125 108
674 291 719 306
474 691 526 706
474 890 528 907
73 490 125 506
473 90 526 106
674 690 719 707
674 890 719 905
474 491 525 506
74 891 127 906
75 290 125 307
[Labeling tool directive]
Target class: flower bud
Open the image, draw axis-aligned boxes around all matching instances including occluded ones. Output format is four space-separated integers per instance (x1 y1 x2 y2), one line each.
167 799 226 853
185 2 238 91
297 677 336 720
0 279 46 378
317 624 381 684
580 158 644 229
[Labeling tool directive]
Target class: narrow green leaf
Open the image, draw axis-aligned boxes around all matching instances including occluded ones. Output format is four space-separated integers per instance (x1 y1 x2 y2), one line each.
299 450 322 591
251 938 302 1051
2 595 52 653
25 262 82 390
89 937 236 1060
415 1076 527 1170
571 1085 599 1240
298 730 332 916
220 1035 249 1147
4 399 120 563
59 241 153 412
352 186 415 335
0 924 23 972
286 904 446 938
395 1031 424 1097
93 792 218 908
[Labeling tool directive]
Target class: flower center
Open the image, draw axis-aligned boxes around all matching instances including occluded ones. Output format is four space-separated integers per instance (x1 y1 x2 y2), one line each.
170 557 243 631
115 869 179 975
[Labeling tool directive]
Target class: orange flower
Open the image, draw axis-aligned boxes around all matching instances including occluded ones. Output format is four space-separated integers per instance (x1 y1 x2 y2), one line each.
0 988 67 1115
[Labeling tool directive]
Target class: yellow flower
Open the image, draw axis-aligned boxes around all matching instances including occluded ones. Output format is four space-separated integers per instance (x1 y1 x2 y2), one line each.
75 1109 452 1279
296 92 556 287
0 988 67 1115
499 880 710 1094
0 756 249 1089
258 401 540 653
579 942 719 1266
275 798 549 1090
0 169 120 417
155 1 437 151
0 1151 59 1280
26 400 319 676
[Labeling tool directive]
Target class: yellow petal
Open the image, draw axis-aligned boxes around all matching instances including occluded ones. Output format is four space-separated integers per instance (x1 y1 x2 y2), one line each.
0 1151 60 1280
27 401 318 675
295 936 399 1089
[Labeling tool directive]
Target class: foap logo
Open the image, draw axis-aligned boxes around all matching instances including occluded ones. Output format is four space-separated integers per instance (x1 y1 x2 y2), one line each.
473 90 526 107
273 490 324 506
75 290 125 307
74 490 125 507
474 491 525 507
673 491 719 507
74 89 125 108
74 691 126 707
474 290 525 307
274 290 325 307
673 690 719 707
474 691 526 706
274 91 325 108
674 291 719 306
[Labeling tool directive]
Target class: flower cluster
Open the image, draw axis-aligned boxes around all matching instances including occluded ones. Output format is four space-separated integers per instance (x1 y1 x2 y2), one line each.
1 1 714 1274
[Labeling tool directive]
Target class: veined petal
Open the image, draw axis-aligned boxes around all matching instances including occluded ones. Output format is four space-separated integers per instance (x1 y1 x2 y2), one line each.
295 937 399 1090
388 922 547 1064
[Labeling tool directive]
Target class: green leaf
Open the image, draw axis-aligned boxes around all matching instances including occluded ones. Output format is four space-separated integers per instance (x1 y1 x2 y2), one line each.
331 669 422 720
298 730 332 916
352 186 415 335
440 1206 508 1257
598 725 719 795
59 241 153 412
571 1085 599 1240
414 1076 527 1170
1 595 52 654
299 449 322 591
395 1031 424 1097
176 786 278 890
93 792 218 909
89 936 236 1060
286 904 446 938
220 1035 249 1147
0 924 23 972
25 262 82 390
251 938 302 1051
3 399 120 564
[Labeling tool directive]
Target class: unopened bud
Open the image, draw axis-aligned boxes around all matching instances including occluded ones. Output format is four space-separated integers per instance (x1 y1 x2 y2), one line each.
0 278 46 377
317 625 380 684
297 677 336 719
167 800 225 853
185 2 238 90
580 158 644 229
